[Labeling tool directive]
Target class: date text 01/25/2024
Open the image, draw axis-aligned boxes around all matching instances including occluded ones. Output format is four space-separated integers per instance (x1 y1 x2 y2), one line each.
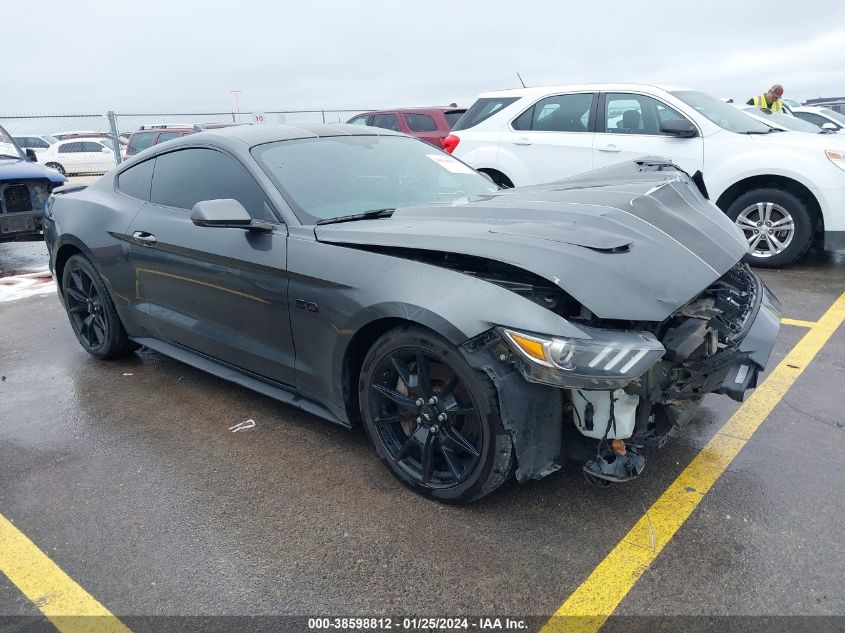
307 617 528 630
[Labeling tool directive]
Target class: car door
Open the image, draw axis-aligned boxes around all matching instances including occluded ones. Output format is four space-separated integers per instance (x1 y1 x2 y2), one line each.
126 146 296 386
498 92 597 185
57 141 87 173
593 92 704 175
85 141 115 173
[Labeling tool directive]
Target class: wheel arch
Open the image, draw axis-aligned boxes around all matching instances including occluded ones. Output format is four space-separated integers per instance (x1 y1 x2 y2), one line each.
54 239 92 292
477 168 514 189
715 175 824 234
337 307 469 426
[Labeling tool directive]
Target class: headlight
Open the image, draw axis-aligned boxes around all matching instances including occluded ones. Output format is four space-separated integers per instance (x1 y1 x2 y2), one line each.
499 324 665 389
825 149 845 171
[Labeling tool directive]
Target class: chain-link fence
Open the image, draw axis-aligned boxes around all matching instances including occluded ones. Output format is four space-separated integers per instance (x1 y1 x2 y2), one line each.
0 109 374 182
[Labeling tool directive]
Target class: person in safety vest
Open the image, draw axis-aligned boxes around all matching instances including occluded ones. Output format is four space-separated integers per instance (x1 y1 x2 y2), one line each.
747 84 784 112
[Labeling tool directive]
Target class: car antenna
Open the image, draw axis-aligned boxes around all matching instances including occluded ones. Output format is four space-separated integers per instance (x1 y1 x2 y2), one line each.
516 72 527 88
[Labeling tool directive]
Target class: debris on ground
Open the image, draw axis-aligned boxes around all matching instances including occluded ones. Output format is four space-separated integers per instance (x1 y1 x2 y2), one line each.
229 419 256 433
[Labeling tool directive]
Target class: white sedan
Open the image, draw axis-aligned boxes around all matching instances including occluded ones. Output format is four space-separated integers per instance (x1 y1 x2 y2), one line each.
792 106 845 133
37 137 117 176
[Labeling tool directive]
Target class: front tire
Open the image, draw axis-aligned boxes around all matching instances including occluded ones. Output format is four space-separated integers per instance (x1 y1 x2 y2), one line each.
359 325 513 503
726 188 813 267
62 254 134 359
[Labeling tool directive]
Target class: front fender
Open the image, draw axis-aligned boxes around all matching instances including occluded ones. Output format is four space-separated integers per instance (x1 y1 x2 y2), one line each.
287 237 587 422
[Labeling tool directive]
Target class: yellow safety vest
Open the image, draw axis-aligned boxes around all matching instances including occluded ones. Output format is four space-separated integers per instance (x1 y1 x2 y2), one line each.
753 95 783 112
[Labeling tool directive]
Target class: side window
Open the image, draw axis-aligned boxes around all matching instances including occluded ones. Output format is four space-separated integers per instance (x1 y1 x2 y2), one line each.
404 113 438 132
81 141 105 152
370 113 401 132
512 93 594 132
19 137 48 148
155 132 181 144
444 111 465 129
58 142 83 154
117 158 155 201
149 148 272 220
349 116 371 126
605 93 689 135
128 131 157 154
794 112 831 128
451 97 519 131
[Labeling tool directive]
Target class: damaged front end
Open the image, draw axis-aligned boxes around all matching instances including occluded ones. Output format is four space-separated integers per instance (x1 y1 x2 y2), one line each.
0 178 56 241
461 263 780 486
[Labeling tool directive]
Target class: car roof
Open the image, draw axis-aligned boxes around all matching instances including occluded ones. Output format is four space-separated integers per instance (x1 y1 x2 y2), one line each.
793 106 831 113
475 83 691 99
355 107 466 115
57 136 109 143
176 122 406 147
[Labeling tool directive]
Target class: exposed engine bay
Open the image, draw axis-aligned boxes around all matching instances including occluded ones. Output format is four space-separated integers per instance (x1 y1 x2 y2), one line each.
460 261 779 487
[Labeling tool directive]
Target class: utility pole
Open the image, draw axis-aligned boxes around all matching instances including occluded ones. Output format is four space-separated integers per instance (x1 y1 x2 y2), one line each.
230 90 242 122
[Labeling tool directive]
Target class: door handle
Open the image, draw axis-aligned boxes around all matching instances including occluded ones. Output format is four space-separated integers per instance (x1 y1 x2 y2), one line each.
598 144 621 153
513 137 532 146
131 231 157 245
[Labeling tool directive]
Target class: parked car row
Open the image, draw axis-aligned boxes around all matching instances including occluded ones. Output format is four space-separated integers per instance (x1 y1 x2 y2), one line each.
444 83 845 267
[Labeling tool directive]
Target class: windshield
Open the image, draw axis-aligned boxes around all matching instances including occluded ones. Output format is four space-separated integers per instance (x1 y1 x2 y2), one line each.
742 107 826 133
0 126 24 159
252 135 499 224
821 108 845 126
672 90 772 134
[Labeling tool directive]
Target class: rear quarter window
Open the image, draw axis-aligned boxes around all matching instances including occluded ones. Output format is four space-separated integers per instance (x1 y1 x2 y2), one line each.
128 131 157 154
404 114 438 132
444 111 466 129
117 158 155 200
451 97 519 131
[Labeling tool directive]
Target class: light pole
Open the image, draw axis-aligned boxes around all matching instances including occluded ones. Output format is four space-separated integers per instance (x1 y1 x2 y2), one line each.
230 90 241 123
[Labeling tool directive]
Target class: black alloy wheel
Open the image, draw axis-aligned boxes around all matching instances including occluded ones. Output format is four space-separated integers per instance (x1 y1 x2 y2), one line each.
62 254 134 360
360 325 513 503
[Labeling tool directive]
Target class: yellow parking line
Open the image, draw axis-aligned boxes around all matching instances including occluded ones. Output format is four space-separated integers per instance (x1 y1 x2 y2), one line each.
781 317 817 328
0 513 133 633
541 291 845 633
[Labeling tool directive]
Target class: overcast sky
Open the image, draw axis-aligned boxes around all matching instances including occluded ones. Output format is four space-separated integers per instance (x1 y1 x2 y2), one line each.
5 0 845 115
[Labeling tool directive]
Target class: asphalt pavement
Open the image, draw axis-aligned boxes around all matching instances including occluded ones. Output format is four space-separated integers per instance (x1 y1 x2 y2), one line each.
1 241 843 633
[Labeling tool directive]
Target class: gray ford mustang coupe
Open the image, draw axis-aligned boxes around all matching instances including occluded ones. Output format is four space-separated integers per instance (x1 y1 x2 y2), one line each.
44 124 780 503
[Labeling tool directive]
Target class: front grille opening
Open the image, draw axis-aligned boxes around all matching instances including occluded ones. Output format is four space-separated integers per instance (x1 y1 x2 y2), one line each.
3 185 33 213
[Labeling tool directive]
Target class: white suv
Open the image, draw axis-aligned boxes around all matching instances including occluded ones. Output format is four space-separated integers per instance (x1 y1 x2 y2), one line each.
447 84 845 267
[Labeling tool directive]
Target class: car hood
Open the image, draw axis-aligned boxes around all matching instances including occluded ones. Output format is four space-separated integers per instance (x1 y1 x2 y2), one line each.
0 157 66 183
315 160 749 322
747 129 845 150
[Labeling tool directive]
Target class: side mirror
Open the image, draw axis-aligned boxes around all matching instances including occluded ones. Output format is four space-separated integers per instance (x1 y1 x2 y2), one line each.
25 148 37 162
660 119 698 138
101 147 112 153
822 122 838 131
190 199 272 233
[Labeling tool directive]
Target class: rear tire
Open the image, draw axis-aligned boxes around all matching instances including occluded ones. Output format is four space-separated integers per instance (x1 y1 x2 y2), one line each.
726 188 813 268
62 254 134 360
359 324 513 503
